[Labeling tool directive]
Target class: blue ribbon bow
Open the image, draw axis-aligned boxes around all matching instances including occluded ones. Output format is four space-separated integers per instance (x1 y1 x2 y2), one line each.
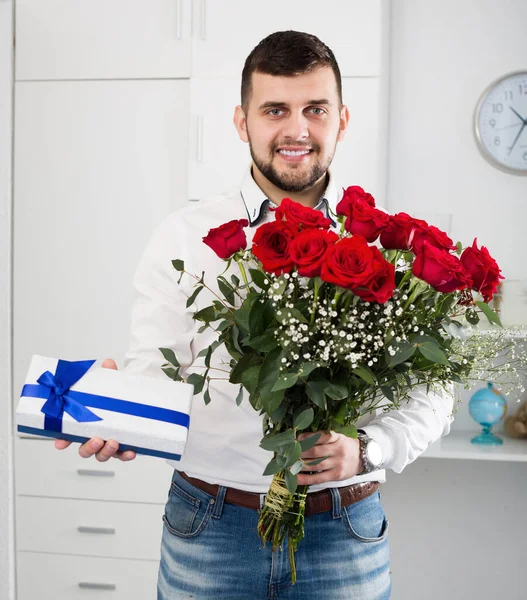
21 358 190 433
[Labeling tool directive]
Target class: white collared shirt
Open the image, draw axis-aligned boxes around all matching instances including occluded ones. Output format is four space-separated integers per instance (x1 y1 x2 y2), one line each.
123 165 454 493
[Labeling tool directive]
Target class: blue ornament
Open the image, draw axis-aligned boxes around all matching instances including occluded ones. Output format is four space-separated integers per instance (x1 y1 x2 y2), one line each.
469 382 508 445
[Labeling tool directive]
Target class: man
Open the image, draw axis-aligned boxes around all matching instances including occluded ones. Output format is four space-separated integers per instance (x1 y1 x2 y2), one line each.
56 31 454 599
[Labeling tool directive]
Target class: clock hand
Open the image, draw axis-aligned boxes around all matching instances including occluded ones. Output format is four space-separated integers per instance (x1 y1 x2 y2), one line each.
508 121 526 155
509 105 527 126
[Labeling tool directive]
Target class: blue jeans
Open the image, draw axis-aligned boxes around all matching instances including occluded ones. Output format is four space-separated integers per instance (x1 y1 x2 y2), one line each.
157 470 391 599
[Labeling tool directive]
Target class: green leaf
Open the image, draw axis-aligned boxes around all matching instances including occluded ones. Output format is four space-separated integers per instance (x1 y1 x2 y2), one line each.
352 364 376 385
298 432 321 452
235 385 244 406
245 330 279 352
258 347 282 398
263 389 285 414
194 305 217 323
171 259 184 271
271 373 299 392
475 300 503 327
187 373 205 395
418 342 450 365
306 380 327 410
275 307 308 325
204 345 212 368
263 457 282 476
465 309 480 325
231 324 244 355
290 459 304 476
218 276 236 305
203 386 211 405
284 470 298 494
386 340 416 368
270 401 287 423
293 407 314 430
230 274 240 287
260 429 296 452
249 297 273 337
240 365 261 396
230 353 257 385
284 441 302 468
159 347 180 367
334 424 358 438
248 268 268 290
186 285 204 308
297 362 325 380
380 385 395 403
161 366 182 381
324 381 349 401
455 241 463 256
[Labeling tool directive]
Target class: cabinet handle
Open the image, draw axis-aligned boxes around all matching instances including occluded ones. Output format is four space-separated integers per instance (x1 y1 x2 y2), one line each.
78 582 117 590
176 0 183 40
77 526 116 535
196 115 203 162
77 468 115 477
199 0 207 40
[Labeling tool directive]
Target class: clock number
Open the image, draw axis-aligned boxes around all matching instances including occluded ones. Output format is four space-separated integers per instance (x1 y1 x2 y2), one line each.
492 103 503 113
494 136 500 146
489 119 496 128
519 83 527 95
523 151 527 162
504 90 513 101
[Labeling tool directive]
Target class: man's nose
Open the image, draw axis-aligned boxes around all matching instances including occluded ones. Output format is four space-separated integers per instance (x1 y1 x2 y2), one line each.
281 112 309 141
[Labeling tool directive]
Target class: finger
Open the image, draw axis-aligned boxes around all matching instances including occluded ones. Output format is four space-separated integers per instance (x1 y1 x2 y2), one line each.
102 358 118 370
301 444 334 460
54 439 72 450
300 457 334 472
95 439 120 462
297 467 337 486
113 449 137 461
79 437 105 458
298 430 338 445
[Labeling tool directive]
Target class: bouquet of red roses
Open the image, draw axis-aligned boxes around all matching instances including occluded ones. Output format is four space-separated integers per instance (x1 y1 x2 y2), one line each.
161 186 524 583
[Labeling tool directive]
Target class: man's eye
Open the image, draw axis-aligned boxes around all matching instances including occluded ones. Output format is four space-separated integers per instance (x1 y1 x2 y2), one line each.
310 107 325 115
268 109 283 116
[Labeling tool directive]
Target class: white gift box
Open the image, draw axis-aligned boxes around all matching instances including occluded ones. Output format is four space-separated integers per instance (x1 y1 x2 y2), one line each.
15 355 194 461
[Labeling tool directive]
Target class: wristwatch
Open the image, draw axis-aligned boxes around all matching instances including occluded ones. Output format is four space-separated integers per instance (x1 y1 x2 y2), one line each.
356 430 383 475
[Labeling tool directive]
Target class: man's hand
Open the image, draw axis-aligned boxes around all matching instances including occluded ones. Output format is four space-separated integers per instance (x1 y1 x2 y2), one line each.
53 358 137 462
296 430 363 486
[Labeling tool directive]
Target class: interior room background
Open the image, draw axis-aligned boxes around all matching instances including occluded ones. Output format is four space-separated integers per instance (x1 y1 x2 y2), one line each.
1 1 526 599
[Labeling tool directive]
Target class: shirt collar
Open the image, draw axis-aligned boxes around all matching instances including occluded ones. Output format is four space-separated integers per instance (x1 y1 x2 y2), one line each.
239 164 341 228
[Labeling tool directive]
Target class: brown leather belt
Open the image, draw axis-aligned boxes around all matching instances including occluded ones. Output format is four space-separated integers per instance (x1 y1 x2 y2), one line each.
178 471 380 517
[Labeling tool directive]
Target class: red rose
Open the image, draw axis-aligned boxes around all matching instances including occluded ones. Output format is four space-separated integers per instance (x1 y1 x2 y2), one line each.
252 220 295 275
336 187 389 242
380 213 428 250
273 197 332 231
290 229 339 277
412 240 472 293
460 238 504 302
412 224 456 252
202 218 249 259
321 235 396 303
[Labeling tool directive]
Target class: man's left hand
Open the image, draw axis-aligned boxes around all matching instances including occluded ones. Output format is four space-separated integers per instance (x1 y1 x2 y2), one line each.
296 430 363 486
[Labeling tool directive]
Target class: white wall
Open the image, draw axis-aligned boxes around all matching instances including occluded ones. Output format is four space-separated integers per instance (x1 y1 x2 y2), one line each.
0 2 14 600
382 1 527 599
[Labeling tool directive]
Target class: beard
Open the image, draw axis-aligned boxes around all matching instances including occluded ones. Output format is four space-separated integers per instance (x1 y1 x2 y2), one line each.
248 135 337 193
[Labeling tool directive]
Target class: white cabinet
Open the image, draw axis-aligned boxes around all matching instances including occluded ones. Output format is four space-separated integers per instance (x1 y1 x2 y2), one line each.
15 0 385 81
15 0 193 80
190 0 384 78
13 79 189 397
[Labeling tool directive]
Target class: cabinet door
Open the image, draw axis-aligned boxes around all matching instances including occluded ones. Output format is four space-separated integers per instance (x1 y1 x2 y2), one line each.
331 77 386 204
13 80 189 398
188 77 249 200
191 0 384 78
15 0 192 80
187 77 386 204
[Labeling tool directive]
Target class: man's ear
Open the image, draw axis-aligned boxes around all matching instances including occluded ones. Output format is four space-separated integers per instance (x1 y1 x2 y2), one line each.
233 105 249 143
337 104 350 143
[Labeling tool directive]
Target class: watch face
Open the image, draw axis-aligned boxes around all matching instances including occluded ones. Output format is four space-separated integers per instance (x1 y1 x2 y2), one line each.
366 439 383 467
474 71 527 175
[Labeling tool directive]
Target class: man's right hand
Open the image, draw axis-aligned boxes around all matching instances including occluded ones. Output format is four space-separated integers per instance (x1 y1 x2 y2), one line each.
53 358 137 462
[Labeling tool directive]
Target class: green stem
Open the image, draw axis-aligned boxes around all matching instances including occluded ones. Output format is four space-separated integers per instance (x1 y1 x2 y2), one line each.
310 278 321 325
237 260 250 288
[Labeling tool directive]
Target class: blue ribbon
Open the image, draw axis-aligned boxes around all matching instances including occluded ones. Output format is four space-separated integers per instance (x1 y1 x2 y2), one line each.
21 358 190 433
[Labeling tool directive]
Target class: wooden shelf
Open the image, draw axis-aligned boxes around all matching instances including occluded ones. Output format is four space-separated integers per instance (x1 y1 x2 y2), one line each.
422 430 527 462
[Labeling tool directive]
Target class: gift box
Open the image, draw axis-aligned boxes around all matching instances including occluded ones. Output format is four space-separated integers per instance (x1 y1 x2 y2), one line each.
15 355 193 461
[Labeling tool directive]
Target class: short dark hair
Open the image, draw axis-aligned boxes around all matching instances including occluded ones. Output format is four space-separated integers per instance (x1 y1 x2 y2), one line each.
241 30 343 111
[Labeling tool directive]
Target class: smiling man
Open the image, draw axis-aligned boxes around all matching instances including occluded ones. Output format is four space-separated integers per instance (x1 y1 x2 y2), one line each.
57 30 455 600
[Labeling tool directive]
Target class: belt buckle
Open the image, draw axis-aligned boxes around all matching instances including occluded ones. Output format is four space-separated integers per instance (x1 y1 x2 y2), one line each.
259 493 266 509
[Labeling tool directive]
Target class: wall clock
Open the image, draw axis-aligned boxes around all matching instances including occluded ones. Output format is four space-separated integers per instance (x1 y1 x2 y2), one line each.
473 70 527 175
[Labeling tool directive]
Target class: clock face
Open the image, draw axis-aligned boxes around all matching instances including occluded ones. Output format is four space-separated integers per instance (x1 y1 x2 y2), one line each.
474 71 527 175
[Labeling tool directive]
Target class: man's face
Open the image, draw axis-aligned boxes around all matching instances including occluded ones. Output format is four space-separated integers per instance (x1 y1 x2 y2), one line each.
234 67 349 193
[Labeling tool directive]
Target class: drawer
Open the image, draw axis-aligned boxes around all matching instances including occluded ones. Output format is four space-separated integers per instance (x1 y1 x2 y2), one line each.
17 551 159 600
15 436 173 503
16 496 165 560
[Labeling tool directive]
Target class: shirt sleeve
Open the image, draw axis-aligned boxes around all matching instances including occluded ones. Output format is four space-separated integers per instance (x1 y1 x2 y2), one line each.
360 383 455 473
122 214 196 380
